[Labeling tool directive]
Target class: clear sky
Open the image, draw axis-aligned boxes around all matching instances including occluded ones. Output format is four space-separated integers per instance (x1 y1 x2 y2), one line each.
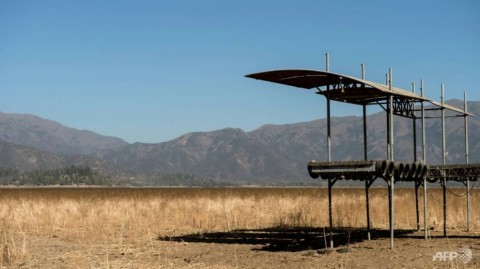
1 0 479 143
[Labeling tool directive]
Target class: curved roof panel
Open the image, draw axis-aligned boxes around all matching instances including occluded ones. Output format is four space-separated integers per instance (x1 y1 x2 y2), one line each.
246 69 471 116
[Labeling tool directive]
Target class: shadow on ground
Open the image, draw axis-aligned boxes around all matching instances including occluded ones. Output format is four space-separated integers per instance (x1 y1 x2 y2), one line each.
158 227 417 252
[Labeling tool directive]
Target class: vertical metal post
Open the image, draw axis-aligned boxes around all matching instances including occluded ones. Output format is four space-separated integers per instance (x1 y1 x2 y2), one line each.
361 68 368 152
386 70 391 160
386 105 390 159
412 83 420 231
361 63 371 240
327 98 333 248
326 53 331 163
361 63 365 80
327 100 331 163
388 68 394 249
442 180 447 237
388 69 394 160
441 84 446 166
365 191 372 241
441 84 447 238
326 53 330 73
421 80 428 239
421 80 426 164
464 92 470 232
328 178 334 248
412 82 417 163
415 183 420 229
325 53 333 249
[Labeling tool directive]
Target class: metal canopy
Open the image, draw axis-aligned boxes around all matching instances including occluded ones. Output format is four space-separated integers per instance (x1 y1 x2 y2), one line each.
245 69 472 116
246 62 476 249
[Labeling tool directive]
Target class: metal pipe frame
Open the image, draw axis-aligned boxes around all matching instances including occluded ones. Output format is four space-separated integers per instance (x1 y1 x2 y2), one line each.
248 56 477 252
316 59 473 248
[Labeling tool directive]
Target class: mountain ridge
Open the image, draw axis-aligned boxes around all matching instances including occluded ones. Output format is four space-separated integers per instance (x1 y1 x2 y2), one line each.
0 112 128 155
0 99 478 185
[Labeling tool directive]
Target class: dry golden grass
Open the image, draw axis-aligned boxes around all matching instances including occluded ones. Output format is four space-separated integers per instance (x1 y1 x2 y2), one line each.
0 186 478 266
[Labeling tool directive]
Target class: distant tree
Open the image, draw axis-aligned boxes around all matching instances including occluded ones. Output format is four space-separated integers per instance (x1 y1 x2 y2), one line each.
0 166 111 186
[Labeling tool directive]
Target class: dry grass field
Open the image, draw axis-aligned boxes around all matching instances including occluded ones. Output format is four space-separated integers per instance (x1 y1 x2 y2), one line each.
0 187 479 268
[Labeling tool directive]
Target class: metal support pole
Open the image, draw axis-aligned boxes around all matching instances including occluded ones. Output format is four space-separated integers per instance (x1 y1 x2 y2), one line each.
362 106 368 165
386 71 391 160
442 180 447 237
412 82 417 163
441 84 446 165
363 106 371 240
325 53 333 249
412 83 420 231
326 53 330 73
464 92 470 232
326 53 331 163
421 80 426 163
365 179 371 240
421 80 428 239
388 178 393 245
360 63 371 240
328 178 333 248
389 69 394 161
327 99 331 162
388 68 394 249
386 104 390 159
441 84 447 238
327 99 333 248
414 192 420 231
412 120 417 160
361 63 365 80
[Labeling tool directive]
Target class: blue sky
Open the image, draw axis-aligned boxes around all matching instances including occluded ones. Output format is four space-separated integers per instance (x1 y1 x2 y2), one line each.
1 0 479 143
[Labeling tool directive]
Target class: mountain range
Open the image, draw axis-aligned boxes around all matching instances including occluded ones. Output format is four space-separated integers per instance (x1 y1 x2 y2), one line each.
0 99 478 185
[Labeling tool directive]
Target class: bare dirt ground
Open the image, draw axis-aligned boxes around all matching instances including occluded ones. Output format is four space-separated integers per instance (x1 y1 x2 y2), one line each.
6 229 479 268
1 187 478 268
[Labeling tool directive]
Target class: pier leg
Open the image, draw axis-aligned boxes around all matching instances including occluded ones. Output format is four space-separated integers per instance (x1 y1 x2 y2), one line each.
420 81 428 239
423 179 428 239
387 68 394 249
466 180 470 232
415 182 420 231
464 92 470 232
365 179 371 240
441 84 447 238
328 178 334 248
388 177 394 249
442 178 447 238
362 104 371 240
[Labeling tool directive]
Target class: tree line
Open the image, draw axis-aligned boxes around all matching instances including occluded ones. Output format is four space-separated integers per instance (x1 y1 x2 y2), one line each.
0 166 111 186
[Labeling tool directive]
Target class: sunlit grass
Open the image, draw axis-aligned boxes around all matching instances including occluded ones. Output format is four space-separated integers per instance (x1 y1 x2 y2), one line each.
0 186 478 265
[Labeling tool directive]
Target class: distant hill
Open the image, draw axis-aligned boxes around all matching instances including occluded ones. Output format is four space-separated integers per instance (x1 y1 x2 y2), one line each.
95 100 480 182
0 139 131 178
0 100 479 185
0 113 128 155
93 128 301 184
